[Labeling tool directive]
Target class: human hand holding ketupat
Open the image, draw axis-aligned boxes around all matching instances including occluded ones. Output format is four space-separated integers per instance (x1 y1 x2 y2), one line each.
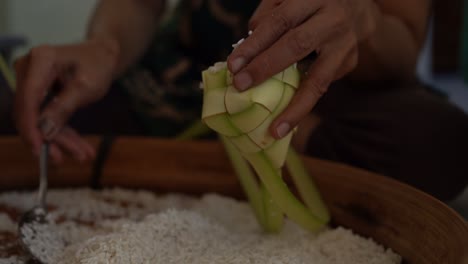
228 0 430 141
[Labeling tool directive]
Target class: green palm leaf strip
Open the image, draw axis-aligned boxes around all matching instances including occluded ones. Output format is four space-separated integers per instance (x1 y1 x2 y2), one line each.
221 135 283 232
0 55 15 91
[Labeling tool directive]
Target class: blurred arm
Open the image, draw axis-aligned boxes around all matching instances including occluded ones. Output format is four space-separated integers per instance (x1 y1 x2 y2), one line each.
87 0 165 77
351 0 431 80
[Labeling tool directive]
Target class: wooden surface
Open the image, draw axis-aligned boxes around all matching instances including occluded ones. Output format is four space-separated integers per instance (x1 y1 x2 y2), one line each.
0 136 467 264
0 136 100 190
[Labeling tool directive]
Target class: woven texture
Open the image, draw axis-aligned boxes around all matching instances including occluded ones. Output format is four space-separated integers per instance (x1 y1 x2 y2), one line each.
201 62 299 168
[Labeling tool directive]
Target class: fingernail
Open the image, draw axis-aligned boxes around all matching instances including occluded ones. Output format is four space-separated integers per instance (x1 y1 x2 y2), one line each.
38 118 56 139
231 57 246 73
276 122 291 138
234 72 252 91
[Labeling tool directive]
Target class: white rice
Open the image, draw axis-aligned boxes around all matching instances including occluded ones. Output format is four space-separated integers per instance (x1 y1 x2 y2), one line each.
0 189 401 264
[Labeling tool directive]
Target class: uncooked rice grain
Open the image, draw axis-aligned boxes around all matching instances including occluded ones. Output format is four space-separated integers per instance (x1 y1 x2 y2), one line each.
0 189 401 264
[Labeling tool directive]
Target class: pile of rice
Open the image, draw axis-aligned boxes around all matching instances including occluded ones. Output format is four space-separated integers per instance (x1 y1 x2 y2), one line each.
0 189 401 264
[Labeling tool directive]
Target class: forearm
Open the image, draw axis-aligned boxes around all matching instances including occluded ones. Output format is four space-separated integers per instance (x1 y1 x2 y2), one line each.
350 0 431 81
87 0 165 77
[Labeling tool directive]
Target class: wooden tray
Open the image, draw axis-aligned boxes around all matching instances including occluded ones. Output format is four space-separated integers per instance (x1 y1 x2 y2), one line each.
0 136 467 264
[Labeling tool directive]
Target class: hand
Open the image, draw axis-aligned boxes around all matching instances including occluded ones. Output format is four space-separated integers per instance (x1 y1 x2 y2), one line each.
228 0 377 139
14 38 119 163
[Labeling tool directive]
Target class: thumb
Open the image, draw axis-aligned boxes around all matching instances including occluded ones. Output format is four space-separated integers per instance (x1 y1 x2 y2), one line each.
38 82 83 140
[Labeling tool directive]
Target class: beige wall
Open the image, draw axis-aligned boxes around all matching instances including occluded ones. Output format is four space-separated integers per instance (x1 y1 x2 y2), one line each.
5 0 98 56
3 0 179 57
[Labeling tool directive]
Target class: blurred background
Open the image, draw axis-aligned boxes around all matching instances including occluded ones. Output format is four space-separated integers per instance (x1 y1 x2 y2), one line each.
0 0 97 59
0 0 467 217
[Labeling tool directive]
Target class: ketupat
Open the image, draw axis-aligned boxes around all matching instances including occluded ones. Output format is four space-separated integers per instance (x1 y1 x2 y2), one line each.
201 62 330 232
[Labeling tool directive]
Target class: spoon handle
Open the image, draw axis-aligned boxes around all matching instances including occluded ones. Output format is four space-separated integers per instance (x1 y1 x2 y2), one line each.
36 85 58 209
37 143 49 208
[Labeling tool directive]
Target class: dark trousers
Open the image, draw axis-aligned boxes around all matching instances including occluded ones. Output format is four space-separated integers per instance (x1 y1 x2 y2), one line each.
308 80 468 201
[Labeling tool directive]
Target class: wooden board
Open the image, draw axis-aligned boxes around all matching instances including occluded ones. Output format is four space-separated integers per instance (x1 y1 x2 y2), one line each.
0 136 100 189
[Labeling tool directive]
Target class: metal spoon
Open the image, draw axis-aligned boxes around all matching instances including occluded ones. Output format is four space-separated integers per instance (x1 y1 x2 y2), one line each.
18 143 65 263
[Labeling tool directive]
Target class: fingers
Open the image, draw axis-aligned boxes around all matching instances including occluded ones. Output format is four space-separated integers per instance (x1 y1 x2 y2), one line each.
249 0 285 30
14 42 110 163
334 46 359 80
39 80 84 140
37 48 89 140
270 32 357 139
14 46 60 153
46 127 95 164
230 0 359 140
233 10 341 92
14 47 93 162
14 56 42 154
228 0 321 79
53 127 96 162
65 127 96 161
